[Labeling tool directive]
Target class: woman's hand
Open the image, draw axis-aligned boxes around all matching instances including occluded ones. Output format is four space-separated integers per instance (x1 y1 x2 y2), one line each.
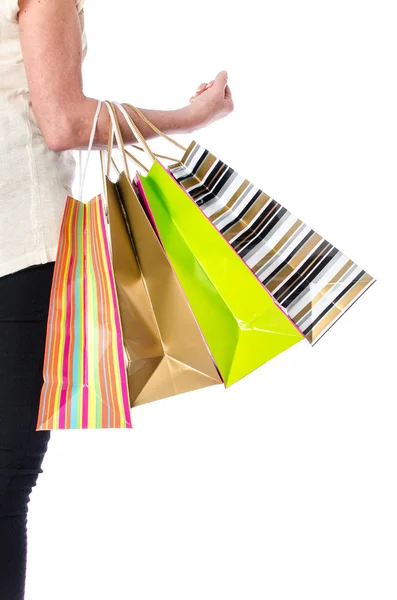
185 70 234 132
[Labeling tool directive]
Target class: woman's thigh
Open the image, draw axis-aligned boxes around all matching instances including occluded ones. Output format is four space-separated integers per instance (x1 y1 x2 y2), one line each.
0 262 54 505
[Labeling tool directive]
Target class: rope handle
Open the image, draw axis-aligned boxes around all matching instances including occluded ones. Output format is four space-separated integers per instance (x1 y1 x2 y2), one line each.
122 102 187 152
128 144 179 163
111 101 187 164
99 100 151 215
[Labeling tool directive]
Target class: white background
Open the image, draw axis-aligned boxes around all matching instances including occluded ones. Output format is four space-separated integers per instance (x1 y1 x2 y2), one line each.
27 0 396 598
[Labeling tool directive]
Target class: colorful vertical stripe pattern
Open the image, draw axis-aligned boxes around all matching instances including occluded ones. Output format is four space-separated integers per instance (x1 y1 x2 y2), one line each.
37 194 132 430
169 142 375 344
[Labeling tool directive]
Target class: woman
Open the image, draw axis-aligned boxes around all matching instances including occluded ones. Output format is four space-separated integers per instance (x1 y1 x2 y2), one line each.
0 0 234 597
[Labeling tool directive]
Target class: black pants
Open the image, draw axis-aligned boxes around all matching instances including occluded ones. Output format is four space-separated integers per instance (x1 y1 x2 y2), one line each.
0 262 54 600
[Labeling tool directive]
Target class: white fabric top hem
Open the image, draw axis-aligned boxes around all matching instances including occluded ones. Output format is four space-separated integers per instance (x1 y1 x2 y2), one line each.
0 246 58 278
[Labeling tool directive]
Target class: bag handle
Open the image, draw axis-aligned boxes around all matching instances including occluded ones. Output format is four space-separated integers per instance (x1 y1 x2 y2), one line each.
102 100 149 175
107 100 157 164
99 101 151 213
104 100 133 180
78 99 103 201
111 101 187 166
126 145 180 164
104 147 179 178
120 102 187 152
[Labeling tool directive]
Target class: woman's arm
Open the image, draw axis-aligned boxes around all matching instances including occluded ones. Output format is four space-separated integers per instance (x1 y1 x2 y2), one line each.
17 0 233 152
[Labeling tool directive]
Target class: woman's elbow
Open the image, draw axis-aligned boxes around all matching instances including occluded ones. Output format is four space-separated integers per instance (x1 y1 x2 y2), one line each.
45 134 71 153
44 121 76 153
38 97 96 153
38 105 81 153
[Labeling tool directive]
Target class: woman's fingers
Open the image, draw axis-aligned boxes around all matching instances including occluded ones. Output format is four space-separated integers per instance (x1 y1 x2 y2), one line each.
213 73 233 112
224 84 234 112
212 70 228 93
225 84 232 100
190 85 205 103
189 72 232 113
196 82 208 93
190 78 216 102
187 70 234 127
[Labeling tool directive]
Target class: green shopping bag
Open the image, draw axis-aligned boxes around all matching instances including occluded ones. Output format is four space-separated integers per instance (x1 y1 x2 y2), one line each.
108 101 304 386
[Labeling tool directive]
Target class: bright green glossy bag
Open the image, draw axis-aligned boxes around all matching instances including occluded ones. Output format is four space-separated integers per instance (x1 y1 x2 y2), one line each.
110 102 304 386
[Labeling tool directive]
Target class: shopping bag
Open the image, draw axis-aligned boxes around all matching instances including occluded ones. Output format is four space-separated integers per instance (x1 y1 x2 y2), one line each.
37 100 132 430
109 102 304 387
100 101 222 405
123 104 375 345
168 143 376 344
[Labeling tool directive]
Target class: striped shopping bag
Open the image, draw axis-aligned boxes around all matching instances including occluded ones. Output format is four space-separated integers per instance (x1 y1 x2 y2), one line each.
37 101 131 430
168 143 376 344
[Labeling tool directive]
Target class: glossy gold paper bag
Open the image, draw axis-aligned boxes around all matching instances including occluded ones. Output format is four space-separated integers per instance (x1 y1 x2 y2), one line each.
102 101 222 406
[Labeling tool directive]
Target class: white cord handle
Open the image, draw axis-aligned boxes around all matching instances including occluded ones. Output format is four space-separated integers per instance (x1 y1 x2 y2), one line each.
78 99 103 201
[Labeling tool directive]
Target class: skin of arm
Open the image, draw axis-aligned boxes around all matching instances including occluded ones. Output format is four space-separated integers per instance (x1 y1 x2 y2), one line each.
17 0 234 152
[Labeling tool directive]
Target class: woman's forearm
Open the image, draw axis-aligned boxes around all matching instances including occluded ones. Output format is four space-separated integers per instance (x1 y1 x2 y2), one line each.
62 96 200 153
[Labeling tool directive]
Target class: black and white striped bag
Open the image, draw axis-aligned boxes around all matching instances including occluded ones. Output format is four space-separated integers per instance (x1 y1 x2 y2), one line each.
169 142 375 345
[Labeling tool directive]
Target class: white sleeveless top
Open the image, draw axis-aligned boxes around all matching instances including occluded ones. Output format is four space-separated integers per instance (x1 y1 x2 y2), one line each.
0 0 88 277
